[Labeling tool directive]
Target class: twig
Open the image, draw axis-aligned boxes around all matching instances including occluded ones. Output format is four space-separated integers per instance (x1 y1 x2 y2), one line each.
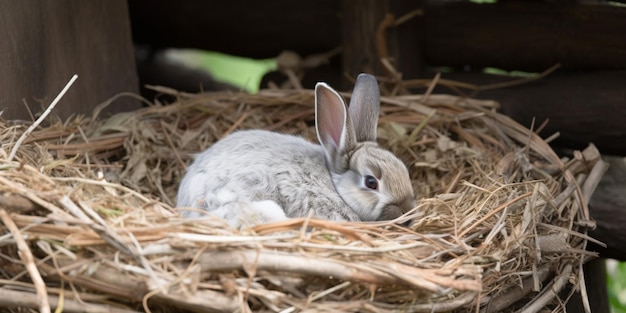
581 158 609 203
91 91 153 121
0 209 51 313
391 291 478 312
578 257 591 313
283 69 303 90
281 282 352 313
368 261 481 292
422 72 442 103
458 191 533 238
481 265 551 313
174 232 297 243
197 250 400 286
376 14 396 71
0 195 40 213
159 120 186 170
520 263 573 313
309 281 351 303
221 111 249 138
51 177 153 204
0 176 68 216
478 64 561 92
152 289 239 313
8 74 78 162
394 9 424 26
22 98 36 122
0 287 139 313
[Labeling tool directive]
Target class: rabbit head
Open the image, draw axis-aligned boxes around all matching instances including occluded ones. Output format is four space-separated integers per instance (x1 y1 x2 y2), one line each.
315 73 415 221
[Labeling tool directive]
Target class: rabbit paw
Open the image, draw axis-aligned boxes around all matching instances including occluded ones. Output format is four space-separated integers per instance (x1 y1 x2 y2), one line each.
205 189 287 228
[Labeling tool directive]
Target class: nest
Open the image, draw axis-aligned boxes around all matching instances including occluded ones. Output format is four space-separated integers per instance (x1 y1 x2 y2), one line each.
0 82 606 313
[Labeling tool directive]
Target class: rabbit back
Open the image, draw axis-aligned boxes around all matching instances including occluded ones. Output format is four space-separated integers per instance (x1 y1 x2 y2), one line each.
177 130 360 223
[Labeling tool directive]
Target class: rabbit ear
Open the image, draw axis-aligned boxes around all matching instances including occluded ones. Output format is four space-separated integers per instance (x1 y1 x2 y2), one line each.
315 82 356 168
348 73 380 142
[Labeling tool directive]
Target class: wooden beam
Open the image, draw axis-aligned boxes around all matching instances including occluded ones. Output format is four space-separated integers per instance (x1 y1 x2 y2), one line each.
431 70 626 156
422 1 626 71
341 0 390 80
588 155 626 261
129 0 341 59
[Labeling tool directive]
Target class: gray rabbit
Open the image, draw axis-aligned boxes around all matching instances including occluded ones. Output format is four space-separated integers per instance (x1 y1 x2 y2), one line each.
177 74 415 227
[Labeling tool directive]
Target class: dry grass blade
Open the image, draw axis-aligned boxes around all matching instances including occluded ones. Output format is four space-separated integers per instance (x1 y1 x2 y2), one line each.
8 74 78 162
0 210 50 313
0 288 139 313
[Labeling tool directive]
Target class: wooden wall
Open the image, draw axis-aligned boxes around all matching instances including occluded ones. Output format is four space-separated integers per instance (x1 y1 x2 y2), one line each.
0 0 140 121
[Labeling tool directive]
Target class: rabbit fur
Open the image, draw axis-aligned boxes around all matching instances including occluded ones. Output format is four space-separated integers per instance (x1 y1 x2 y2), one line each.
177 74 415 227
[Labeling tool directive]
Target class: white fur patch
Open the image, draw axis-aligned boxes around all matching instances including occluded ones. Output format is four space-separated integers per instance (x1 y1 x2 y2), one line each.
250 200 288 222
202 194 288 229
215 189 237 202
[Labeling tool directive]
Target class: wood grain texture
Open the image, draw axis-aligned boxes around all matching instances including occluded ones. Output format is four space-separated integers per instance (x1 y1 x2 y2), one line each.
422 1 626 71
0 0 139 120
129 0 341 59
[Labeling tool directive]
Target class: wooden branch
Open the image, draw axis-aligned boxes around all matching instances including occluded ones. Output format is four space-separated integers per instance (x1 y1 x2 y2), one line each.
520 263 574 313
0 195 40 214
196 250 480 292
198 250 399 286
8 75 77 162
482 265 551 313
0 209 50 313
38 260 239 313
0 287 139 313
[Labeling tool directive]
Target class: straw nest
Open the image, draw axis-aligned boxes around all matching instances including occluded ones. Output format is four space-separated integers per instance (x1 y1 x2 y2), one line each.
0 82 605 313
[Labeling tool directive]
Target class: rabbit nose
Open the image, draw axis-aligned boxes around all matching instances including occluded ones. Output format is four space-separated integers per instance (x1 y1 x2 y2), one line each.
380 205 413 227
379 198 416 226
378 204 404 221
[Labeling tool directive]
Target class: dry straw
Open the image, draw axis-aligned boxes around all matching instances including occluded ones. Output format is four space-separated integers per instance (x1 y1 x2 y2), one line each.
0 75 605 313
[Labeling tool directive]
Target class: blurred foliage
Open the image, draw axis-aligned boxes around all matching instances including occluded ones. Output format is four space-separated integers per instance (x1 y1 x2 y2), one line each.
483 67 537 78
168 49 276 93
609 260 626 313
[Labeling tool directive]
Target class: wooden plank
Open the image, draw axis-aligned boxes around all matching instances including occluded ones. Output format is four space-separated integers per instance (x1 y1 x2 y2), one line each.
422 1 626 71
0 0 140 120
341 0 390 79
129 0 341 59
588 155 626 260
433 70 626 155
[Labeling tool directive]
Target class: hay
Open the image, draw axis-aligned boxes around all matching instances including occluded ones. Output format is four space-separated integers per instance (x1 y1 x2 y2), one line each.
0 81 605 312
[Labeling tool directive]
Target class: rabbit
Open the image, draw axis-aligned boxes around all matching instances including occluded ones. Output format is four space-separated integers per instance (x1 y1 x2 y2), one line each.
176 73 415 227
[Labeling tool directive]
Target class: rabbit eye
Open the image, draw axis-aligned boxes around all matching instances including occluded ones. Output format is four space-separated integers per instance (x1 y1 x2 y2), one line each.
364 175 378 190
